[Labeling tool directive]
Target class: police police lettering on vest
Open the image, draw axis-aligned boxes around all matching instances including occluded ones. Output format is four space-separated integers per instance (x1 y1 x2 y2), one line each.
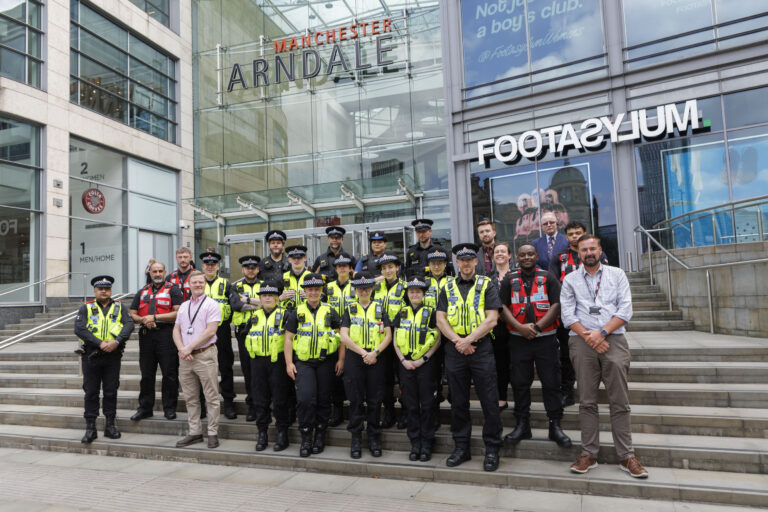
395 277 439 365
355 230 387 279
425 248 452 309
258 230 290 283
375 252 407 322
325 254 356 318
235 254 262 316
281 245 313 310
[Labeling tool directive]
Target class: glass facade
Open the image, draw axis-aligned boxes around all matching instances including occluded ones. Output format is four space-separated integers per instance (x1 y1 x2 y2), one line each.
69 138 179 296
193 0 447 263
70 0 178 142
0 117 40 303
128 0 171 27
0 0 43 87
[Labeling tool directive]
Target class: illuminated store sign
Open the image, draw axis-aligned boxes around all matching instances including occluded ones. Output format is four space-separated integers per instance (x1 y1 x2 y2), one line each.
477 99 707 164
227 18 395 91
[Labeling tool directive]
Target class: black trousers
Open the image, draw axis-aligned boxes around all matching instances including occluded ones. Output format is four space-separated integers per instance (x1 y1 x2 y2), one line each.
343 351 385 436
82 350 122 419
492 325 510 402
250 353 289 431
444 339 503 450
137 326 179 414
382 344 397 408
433 340 446 397
215 322 235 402
235 326 253 406
557 325 576 393
294 356 334 431
509 333 563 420
399 357 437 444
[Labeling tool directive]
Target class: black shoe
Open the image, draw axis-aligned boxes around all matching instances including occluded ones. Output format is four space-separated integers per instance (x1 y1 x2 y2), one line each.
561 389 575 407
312 429 326 454
328 403 343 427
369 435 382 457
223 402 237 420
255 430 268 451
274 429 289 452
350 434 362 459
446 447 471 467
548 419 573 448
130 409 153 421
420 443 432 462
409 441 421 461
164 410 176 420
380 405 395 429
504 417 532 445
104 417 121 439
246 405 257 422
498 402 509 412
483 451 500 472
396 411 408 430
299 429 313 457
81 419 97 444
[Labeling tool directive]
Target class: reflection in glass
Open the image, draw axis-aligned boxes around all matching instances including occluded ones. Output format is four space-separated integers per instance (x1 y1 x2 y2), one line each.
727 128 768 201
0 206 38 302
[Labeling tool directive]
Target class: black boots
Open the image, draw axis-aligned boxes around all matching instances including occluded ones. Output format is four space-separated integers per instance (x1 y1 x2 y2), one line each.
350 434 362 459
81 419 97 444
223 401 237 420
549 419 573 448
255 430 268 451
246 405 257 422
504 417 532 444
274 429 289 452
312 428 326 454
104 416 121 439
299 428 313 457
369 434 382 457
380 404 395 429
446 446 471 467
409 440 421 461
561 389 575 408
328 403 343 427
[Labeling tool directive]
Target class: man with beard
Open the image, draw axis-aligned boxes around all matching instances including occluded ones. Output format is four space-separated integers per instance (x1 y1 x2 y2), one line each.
258 230 290 283
167 247 195 301
312 226 357 282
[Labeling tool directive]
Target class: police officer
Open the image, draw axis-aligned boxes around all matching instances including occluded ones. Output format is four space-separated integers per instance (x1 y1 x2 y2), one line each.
200 250 252 419
167 247 194 301
424 248 452 426
436 243 503 472
393 277 440 462
405 219 451 280
244 279 290 452
312 226 357 282
233 255 262 422
281 245 313 310
129 262 183 421
550 221 608 407
74 275 134 443
258 230 290 283
500 244 572 448
284 273 343 458
340 273 391 459
324 254 356 427
373 252 407 429
355 230 387 278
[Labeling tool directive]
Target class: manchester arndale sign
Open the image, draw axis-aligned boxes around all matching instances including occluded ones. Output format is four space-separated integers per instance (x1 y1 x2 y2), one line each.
477 99 707 164
227 18 395 91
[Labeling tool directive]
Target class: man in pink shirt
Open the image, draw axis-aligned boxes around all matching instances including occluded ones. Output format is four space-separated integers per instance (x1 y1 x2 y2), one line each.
173 270 222 449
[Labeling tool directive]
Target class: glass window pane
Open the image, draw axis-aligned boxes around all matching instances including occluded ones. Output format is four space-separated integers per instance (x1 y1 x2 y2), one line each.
130 34 168 72
723 87 768 129
27 58 39 87
714 0 766 22
0 46 25 82
0 117 39 166
70 138 125 187
28 1 41 28
0 0 25 22
0 16 26 52
79 29 128 74
0 206 38 303
128 193 176 232
69 219 126 296
663 139 729 217
528 0 604 71
129 58 169 95
70 178 125 224
126 158 176 200
80 3 127 50
0 163 36 209
79 55 128 98
28 30 41 58
130 82 171 119
727 127 768 201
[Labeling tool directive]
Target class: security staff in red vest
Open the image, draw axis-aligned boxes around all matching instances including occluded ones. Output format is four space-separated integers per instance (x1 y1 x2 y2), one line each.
549 221 608 408
500 244 572 448
166 247 194 301
129 262 184 421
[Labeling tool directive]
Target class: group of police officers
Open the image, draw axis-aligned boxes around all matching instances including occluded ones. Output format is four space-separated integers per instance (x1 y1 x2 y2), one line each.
76 218 582 473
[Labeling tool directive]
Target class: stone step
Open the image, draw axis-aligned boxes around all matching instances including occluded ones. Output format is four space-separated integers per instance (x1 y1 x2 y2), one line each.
1 389 766 438
1 374 766 408
629 310 683 320
629 285 660 293
0 424 765 506
632 301 672 311
627 320 695 331
630 292 668 300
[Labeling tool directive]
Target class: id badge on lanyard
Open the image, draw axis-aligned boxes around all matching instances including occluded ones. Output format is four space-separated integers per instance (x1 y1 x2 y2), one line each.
585 273 602 315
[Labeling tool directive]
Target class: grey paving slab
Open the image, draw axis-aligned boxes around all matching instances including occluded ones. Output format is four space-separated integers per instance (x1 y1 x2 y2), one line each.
278 471 357 493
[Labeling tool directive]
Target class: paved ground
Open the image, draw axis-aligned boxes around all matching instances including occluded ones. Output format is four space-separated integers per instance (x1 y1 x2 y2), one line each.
0 448 756 512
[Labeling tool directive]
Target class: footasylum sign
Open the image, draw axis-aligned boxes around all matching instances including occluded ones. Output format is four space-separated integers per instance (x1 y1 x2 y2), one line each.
477 99 709 165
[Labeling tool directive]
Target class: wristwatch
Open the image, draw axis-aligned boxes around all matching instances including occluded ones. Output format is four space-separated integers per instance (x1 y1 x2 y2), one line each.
533 324 542 333
600 329 609 338
422 355 429 362
374 348 380 355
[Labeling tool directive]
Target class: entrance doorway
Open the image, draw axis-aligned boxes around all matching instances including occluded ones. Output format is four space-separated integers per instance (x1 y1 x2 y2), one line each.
137 231 173 289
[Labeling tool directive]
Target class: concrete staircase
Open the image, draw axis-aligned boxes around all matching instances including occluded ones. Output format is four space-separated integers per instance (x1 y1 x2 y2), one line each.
626 271 695 331
0 302 766 507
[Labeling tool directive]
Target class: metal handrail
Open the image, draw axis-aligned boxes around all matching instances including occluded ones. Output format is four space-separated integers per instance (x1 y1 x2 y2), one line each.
0 293 131 352
634 225 768 333
0 272 90 311
653 194 768 228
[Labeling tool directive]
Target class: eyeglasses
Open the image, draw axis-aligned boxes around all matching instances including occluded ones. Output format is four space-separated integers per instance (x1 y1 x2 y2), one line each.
541 221 556 225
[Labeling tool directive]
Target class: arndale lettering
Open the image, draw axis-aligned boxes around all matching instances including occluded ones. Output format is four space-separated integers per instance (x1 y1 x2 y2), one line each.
477 99 703 164
227 18 394 91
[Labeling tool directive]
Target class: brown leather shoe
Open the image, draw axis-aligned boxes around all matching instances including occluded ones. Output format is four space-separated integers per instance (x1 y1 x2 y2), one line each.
176 434 203 448
208 435 219 449
569 453 598 474
619 456 649 478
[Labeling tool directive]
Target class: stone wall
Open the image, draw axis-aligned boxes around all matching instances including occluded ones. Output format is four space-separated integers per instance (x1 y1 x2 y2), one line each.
649 242 768 337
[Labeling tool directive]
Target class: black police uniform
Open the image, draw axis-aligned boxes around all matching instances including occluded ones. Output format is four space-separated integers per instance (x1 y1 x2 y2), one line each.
259 230 290 283
129 283 184 417
232 273 262 419
312 247 357 282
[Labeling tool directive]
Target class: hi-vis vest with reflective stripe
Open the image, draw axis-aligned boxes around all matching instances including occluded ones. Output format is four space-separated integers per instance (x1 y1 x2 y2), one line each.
293 303 339 361
507 269 556 336
205 277 231 325
374 278 406 322
425 275 452 309
232 278 261 326
136 282 175 317
244 307 284 362
347 302 384 350
84 301 124 342
325 279 356 317
168 269 192 301
445 275 489 336
395 305 437 360
282 269 312 310
559 252 579 282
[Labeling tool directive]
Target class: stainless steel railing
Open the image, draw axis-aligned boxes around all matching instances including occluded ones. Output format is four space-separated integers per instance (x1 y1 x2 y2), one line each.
0 272 90 312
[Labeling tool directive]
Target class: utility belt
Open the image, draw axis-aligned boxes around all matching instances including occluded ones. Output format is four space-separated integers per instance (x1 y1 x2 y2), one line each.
509 331 557 340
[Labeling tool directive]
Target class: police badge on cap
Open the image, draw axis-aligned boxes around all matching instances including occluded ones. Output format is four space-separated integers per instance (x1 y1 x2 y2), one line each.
238 255 261 267
411 218 434 231
257 279 283 295
406 277 428 289
452 243 480 260
333 255 352 266
351 273 377 288
285 245 307 258
376 252 401 267
325 226 346 237
368 230 385 241
427 249 448 261
265 229 287 242
90 275 115 288
199 251 222 264
300 273 325 288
